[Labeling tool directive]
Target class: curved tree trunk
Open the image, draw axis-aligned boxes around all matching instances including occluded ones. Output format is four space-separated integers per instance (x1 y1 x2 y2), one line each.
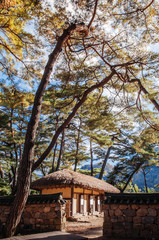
52 142 58 172
5 23 83 238
90 137 93 176
56 129 65 171
142 169 148 193
0 165 4 179
99 146 112 180
121 161 144 193
52 116 59 172
74 118 82 172
129 79 159 112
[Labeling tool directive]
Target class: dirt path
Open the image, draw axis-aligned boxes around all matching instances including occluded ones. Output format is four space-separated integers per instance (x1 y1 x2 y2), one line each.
66 216 103 239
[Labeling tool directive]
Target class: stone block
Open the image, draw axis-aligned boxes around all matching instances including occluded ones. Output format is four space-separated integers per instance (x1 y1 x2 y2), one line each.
55 205 60 211
113 222 123 229
133 216 141 224
148 208 157 217
115 208 122 217
144 223 155 231
36 218 43 224
4 210 10 214
45 211 57 219
131 204 139 210
126 216 133 222
153 205 159 209
44 207 51 213
23 218 31 225
136 208 148 217
156 216 159 224
49 219 54 225
34 212 40 219
119 205 129 210
151 224 158 232
133 223 142 230
104 216 110 222
56 210 61 217
43 219 50 225
110 216 118 222
23 224 32 230
124 222 133 230
140 205 148 209
0 218 7 223
140 229 153 238
35 224 41 228
55 224 62 230
102 204 109 210
53 217 61 225
117 216 125 222
125 228 140 238
29 218 35 225
123 209 136 217
110 204 118 210
103 222 112 229
24 211 33 218
109 210 114 216
142 216 154 224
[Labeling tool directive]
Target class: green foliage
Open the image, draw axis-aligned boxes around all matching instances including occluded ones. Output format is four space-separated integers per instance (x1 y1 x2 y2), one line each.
0 178 11 196
107 130 159 192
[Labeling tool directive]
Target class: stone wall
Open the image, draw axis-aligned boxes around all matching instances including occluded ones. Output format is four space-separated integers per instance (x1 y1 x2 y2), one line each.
102 193 159 240
0 193 66 237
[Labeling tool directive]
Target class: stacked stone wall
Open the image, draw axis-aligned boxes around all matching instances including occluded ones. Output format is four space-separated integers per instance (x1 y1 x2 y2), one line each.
0 202 66 236
102 203 159 239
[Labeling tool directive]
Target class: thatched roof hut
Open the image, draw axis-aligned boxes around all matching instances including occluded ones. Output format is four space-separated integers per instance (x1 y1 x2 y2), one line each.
31 169 120 193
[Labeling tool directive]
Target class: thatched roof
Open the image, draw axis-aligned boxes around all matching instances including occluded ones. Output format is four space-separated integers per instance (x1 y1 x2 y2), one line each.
31 169 120 193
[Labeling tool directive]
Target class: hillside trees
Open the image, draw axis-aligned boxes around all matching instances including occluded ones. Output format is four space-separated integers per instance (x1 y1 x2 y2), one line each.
107 129 159 192
0 84 34 193
1 0 158 236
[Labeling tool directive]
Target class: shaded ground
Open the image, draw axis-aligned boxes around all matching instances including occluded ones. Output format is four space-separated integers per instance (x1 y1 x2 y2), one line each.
66 216 103 239
1 216 104 240
0 231 87 240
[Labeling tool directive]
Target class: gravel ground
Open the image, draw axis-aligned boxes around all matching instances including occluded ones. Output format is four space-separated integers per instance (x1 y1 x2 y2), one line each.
66 216 104 239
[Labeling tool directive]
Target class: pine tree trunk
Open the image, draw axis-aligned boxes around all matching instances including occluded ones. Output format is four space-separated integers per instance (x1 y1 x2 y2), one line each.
10 108 18 193
52 142 58 172
0 165 4 179
74 118 82 172
99 146 112 180
5 24 80 238
143 169 148 193
121 161 143 192
90 137 93 176
52 116 59 172
56 129 65 171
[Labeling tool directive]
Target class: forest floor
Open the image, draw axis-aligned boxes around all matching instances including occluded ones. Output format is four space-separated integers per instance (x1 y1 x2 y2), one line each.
66 216 104 239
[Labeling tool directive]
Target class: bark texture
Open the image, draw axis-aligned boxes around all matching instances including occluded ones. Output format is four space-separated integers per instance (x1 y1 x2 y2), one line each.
74 118 82 172
99 146 112 180
121 160 143 192
56 129 65 171
130 79 159 112
5 23 86 237
90 137 94 176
